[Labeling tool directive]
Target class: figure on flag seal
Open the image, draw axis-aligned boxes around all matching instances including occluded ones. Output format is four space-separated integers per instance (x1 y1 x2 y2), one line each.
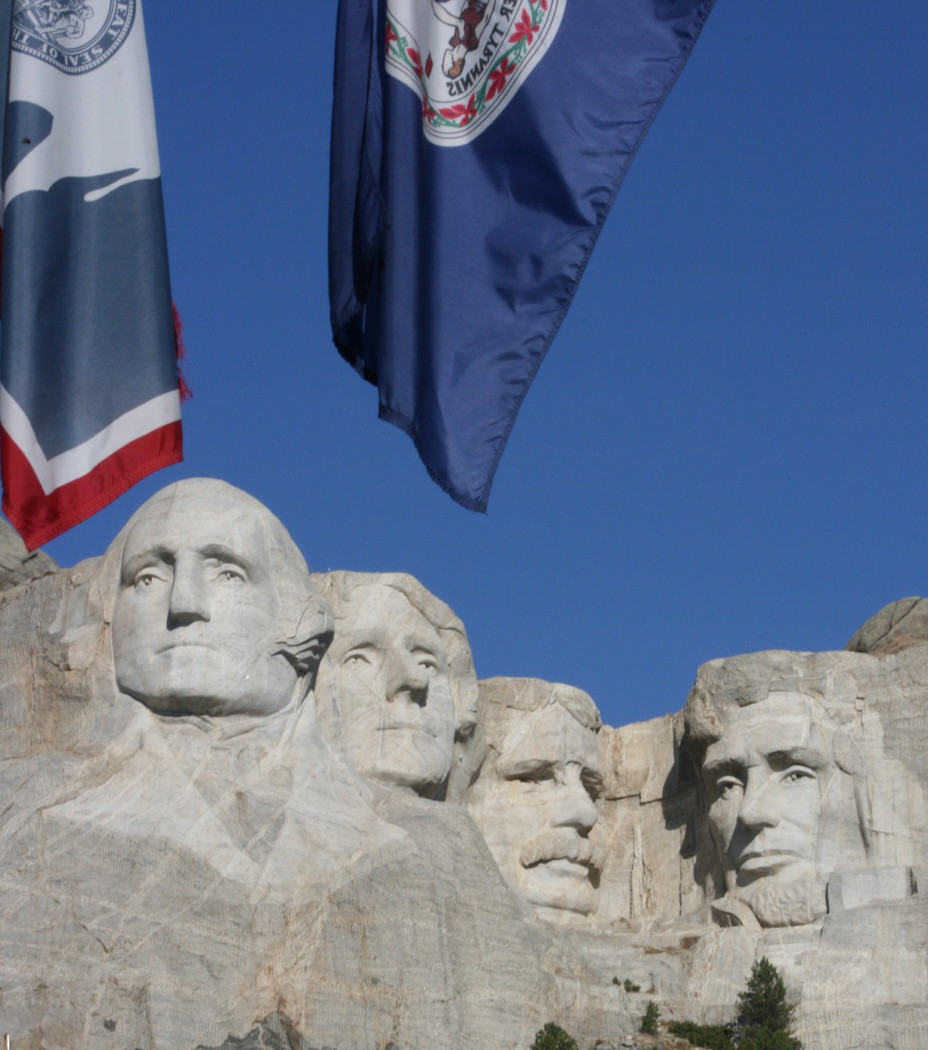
385 0 565 146
12 0 136 74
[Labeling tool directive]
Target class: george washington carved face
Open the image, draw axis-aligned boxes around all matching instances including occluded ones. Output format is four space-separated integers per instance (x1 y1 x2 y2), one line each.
111 480 330 718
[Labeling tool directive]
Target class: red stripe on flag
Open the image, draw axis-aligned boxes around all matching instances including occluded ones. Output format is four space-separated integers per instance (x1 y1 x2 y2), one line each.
1 421 182 550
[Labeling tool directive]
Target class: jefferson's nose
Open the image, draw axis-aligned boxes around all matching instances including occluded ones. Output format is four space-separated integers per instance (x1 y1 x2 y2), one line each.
385 647 430 705
167 559 210 627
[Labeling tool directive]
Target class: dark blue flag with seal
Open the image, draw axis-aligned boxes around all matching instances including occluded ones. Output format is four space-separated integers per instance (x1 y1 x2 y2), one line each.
330 0 716 511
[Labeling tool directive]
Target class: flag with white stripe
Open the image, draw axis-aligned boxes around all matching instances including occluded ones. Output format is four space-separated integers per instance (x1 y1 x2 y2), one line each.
0 0 182 549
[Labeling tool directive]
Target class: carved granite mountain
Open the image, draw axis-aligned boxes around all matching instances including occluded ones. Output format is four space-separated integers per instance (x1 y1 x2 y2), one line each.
0 484 924 1050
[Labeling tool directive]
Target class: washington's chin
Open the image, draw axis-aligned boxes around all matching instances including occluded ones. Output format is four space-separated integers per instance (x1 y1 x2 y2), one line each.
116 651 297 718
520 860 597 918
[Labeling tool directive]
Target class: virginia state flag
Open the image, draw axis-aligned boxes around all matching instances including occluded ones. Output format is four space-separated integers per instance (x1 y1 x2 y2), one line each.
0 0 182 549
330 0 715 511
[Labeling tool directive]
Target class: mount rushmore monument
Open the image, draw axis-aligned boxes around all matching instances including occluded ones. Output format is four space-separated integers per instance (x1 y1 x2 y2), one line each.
0 478 926 1049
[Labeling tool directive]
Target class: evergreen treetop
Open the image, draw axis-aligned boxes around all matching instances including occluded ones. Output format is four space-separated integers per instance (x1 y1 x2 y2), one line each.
734 957 801 1050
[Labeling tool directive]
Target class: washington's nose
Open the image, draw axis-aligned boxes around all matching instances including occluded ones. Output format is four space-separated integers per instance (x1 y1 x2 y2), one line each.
385 647 430 705
552 769 598 835
167 561 210 628
738 773 780 830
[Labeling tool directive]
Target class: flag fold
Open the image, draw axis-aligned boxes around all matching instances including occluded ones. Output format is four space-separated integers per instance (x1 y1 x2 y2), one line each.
330 0 715 511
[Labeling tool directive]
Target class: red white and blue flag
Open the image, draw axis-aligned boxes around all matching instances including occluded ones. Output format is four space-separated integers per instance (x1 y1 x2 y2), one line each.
0 0 182 549
330 0 716 511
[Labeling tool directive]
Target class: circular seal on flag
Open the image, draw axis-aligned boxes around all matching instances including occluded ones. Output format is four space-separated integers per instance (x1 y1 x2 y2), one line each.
12 0 136 75
385 0 566 146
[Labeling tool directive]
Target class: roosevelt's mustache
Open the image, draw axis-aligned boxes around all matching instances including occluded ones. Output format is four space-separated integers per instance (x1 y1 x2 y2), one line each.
519 828 603 874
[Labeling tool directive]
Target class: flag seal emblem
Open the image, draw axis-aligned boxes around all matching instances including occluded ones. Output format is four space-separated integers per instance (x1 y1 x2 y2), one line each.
385 0 565 146
12 0 136 75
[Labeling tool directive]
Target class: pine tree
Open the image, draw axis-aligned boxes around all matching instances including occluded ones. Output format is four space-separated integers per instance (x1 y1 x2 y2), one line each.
640 1000 660 1036
734 957 801 1050
530 1021 579 1050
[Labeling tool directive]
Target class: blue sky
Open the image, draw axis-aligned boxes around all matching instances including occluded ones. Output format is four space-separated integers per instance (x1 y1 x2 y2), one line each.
40 2 928 731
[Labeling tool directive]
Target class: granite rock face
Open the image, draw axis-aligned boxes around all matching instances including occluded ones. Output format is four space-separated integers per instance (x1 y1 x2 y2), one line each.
0 515 57 592
1 481 926 1050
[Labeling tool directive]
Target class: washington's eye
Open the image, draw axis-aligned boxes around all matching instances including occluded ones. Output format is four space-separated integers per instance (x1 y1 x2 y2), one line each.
783 766 816 785
217 567 245 583
133 568 166 588
343 651 371 668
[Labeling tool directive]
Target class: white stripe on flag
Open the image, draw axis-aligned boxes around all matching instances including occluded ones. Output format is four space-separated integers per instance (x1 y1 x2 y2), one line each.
0 384 180 494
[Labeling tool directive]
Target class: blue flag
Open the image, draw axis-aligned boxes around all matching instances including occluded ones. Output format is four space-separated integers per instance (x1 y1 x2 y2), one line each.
0 0 182 549
330 0 715 511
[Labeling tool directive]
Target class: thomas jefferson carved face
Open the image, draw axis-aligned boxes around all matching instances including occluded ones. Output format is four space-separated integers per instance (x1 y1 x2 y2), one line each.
112 488 300 717
701 692 836 926
315 584 456 797
468 695 603 922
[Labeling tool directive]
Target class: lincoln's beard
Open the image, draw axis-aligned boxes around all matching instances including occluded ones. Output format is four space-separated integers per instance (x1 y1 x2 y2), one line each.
735 867 827 928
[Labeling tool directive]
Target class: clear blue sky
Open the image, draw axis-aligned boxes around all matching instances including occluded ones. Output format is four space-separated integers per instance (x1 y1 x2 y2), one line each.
40 2 928 731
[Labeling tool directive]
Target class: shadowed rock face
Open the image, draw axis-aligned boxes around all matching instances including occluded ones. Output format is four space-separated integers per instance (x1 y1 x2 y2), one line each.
467 677 605 924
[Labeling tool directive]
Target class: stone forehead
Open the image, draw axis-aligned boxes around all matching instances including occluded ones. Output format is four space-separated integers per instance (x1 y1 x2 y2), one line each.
124 478 286 533
477 677 602 742
332 583 434 633
120 479 304 559
314 571 461 630
683 649 864 751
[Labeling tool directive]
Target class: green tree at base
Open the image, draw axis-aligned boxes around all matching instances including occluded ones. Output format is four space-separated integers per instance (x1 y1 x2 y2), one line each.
640 1000 660 1035
530 1022 579 1050
734 957 801 1050
738 1027 801 1050
667 1019 734 1049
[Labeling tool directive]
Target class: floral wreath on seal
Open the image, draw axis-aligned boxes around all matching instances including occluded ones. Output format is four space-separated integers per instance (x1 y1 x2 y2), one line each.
386 0 555 136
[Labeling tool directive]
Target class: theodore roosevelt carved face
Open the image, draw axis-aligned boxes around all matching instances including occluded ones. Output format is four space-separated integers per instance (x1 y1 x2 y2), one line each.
467 678 604 923
110 479 331 718
314 578 461 798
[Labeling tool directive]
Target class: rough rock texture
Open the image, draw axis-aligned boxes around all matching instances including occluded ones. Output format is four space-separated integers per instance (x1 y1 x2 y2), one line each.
0 515 57 591
1 489 926 1050
847 596 928 654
